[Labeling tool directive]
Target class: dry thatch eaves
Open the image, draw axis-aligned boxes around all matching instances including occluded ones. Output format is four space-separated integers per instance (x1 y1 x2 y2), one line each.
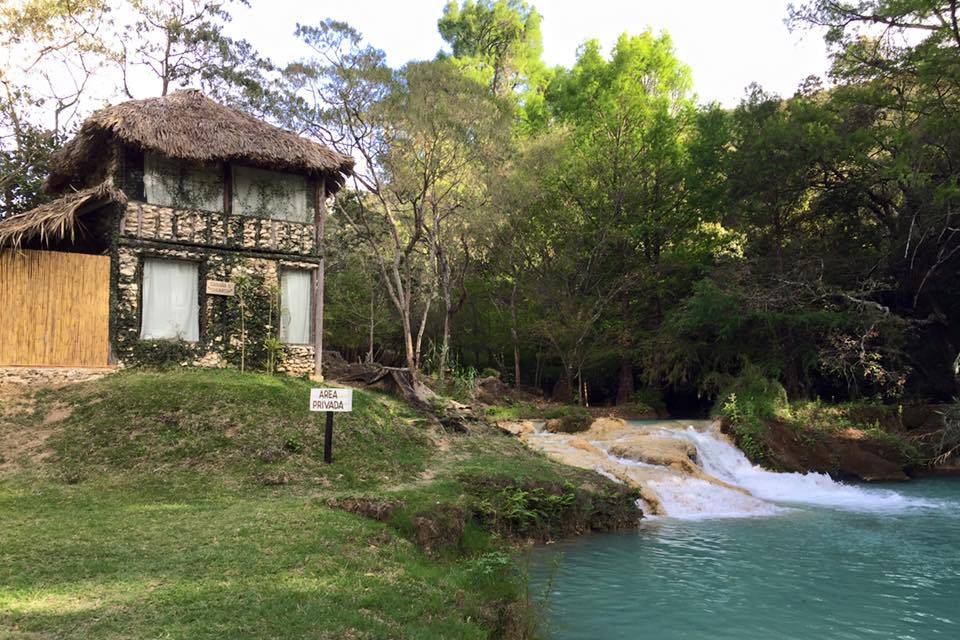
47 89 354 194
0 183 127 249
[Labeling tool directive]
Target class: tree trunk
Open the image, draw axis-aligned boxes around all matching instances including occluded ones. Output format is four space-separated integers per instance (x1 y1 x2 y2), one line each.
367 289 375 364
313 179 327 378
616 355 635 405
414 296 432 372
509 281 521 387
440 293 452 382
615 294 634 404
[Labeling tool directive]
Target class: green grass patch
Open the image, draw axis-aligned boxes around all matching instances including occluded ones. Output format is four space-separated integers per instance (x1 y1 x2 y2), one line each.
0 476 504 639
482 402 591 423
1 367 639 638
37 368 430 489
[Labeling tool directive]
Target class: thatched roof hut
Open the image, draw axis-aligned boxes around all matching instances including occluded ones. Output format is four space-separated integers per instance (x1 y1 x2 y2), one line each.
0 183 127 249
0 90 354 249
47 90 354 193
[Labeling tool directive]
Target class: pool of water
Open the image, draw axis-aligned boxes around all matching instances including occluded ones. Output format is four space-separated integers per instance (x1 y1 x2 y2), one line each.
529 478 960 640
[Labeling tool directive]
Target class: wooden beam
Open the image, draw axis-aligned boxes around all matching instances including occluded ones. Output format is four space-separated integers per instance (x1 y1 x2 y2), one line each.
222 163 233 215
314 178 326 379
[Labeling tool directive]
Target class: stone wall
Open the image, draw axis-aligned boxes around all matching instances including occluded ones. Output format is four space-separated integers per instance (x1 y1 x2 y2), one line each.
121 201 317 256
113 242 318 374
0 366 116 387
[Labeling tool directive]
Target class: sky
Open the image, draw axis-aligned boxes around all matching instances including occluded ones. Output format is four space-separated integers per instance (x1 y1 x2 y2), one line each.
230 0 833 107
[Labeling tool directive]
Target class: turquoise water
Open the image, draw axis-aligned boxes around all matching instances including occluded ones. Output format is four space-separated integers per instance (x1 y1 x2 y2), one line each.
529 478 960 640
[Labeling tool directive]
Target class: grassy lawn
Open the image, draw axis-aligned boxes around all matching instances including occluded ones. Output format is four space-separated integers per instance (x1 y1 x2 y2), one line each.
1 477 491 639
0 368 639 639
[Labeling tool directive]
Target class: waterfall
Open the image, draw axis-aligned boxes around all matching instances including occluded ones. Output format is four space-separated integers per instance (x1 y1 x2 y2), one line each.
515 417 939 520
632 423 938 518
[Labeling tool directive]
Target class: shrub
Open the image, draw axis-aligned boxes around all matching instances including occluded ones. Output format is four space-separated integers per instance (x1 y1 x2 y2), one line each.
129 339 195 368
930 399 960 465
713 365 788 462
632 388 666 414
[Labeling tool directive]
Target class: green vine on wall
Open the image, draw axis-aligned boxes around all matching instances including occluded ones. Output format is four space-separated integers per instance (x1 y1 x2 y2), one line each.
226 272 286 373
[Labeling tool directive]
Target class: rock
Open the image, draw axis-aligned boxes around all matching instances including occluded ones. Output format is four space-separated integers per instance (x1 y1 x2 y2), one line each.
608 435 699 475
496 421 537 437
475 376 510 405
749 420 911 482
544 414 592 433
583 417 630 439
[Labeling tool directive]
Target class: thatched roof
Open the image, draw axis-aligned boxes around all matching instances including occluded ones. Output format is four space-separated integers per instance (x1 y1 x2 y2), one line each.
0 183 126 249
47 90 354 194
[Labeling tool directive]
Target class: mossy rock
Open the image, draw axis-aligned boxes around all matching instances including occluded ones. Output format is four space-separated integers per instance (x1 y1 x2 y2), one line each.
544 414 593 433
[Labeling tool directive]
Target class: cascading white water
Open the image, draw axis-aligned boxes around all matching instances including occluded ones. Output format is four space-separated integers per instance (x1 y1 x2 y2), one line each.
515 417 937 520
632 423 939 517
674 426 939 512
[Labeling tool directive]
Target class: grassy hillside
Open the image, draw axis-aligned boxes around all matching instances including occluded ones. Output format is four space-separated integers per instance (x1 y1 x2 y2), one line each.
0 369 639 639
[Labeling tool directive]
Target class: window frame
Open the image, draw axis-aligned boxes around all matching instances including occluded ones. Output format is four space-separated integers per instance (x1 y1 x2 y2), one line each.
137 256 203 343
278 267 315 346
142 152 225 213
230 164 316 224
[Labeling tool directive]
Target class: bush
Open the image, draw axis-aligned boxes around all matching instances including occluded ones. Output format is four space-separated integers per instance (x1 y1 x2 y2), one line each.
713 365 788 462
930 399 960 465
128 339 196 368
480 368 501 379
632 388 666 414
542 405 591 420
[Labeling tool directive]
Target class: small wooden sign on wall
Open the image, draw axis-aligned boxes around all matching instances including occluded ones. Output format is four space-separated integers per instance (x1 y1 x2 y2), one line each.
205 280 236 296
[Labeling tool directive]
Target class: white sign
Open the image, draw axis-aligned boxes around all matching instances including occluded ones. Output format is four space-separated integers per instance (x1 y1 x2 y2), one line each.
310 388 353 412
206 280 236 296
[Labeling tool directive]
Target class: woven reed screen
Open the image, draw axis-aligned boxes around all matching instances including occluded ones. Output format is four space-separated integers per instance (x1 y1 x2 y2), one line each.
0 250 110 367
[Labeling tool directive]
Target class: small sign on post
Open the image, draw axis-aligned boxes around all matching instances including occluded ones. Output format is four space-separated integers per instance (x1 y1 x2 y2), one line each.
206 280 236 296
310 388 353 463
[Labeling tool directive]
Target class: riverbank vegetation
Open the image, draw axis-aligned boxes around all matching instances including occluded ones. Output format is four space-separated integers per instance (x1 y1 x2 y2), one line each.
4 0 958 418
0 368 639 639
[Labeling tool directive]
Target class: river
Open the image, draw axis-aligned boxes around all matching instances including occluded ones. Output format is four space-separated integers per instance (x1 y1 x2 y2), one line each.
527 421 960 640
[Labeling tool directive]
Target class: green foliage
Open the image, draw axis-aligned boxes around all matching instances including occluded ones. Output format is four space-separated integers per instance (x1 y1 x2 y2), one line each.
461 474 638 540
713 366 789 462
438 0 546 101
0 104 60 218
930 400 960 465
228 273 283 373
481 402 591 423
128 339 196 368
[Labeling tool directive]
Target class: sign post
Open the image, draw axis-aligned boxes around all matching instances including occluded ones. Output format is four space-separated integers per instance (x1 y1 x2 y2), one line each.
309 387 353 463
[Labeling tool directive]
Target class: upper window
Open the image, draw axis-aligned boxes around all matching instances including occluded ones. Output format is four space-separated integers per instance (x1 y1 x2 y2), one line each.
140 259 200 341
232 165 312 223
143 153 223 212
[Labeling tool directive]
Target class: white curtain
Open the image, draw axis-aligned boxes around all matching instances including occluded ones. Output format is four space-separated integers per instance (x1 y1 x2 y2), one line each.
140 259 200 341
144 153 223 212
280 270 312 344
232 165 310 223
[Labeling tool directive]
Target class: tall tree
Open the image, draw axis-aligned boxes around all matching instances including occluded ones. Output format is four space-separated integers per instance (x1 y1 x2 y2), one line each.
545 32 705 404
438 0 546 100
288 21 503 379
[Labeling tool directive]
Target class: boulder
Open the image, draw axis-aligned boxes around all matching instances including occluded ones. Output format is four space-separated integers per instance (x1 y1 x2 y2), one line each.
496 420 537 437
743 419 912 482
475 376 510 405
608 435 700 476
544 414 593 434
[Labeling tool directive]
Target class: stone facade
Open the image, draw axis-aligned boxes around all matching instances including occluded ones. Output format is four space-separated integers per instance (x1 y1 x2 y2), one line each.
120 202 317 256
0 366 117 386
112 238 318 373
101 142 326 376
